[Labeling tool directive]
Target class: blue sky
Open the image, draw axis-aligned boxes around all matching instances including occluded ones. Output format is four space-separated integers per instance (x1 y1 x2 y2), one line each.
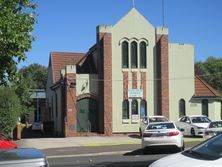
20 0 222 68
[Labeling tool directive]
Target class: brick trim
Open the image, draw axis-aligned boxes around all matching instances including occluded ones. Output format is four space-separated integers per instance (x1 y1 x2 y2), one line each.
141 72 146 99
132 72 137 89
123 72 128 99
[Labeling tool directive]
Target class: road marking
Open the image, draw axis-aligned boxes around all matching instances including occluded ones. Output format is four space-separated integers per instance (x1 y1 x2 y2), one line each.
47 151 130 159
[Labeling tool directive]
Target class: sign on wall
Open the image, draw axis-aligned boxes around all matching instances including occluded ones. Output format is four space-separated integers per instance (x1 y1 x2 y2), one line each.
128 89 143 98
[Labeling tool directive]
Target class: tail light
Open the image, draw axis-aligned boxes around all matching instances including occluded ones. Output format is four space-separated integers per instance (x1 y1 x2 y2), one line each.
167 131 179 136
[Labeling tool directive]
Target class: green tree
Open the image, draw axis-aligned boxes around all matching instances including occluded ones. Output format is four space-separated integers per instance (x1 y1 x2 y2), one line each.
0 87 21 135
196 57 222 94
0 0 37 85
19 63 47 89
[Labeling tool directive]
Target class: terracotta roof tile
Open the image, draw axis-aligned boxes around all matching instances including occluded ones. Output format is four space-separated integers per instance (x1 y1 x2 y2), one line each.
195 75 221 97
50 52 85 83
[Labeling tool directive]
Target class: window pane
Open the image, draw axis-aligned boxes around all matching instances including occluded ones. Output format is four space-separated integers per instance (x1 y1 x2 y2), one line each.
122 41 129 68
131 42 137 68
140 100 147 118
132 100 138 115
122 100 129 119
140 42 147 68
179 99 186 118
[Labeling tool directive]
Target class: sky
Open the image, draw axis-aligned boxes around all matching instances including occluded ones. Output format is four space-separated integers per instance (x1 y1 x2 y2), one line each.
20 0 222 68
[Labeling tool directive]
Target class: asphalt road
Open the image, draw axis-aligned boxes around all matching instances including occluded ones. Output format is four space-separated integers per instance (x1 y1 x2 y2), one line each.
43 141 201 167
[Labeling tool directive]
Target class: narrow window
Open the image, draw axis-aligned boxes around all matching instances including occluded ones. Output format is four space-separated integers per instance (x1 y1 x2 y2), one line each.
140 100 147 118
131 41 138 68
122 100 129 119
202 99 208 116
140 42 147 68
122 41 129 68
131 100 138 115
179 99 186 118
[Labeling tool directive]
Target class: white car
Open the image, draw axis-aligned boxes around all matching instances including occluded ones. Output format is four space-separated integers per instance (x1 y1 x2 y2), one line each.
139 116 169 137
149 134 222 167
142 122 184 154
176 115 211 137
204 121 222 139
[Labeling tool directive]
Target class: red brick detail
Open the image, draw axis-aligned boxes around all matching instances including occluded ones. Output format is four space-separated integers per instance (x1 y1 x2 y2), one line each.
156 34 169 118
64 73 77 137
132 72 137 89
123 72 128 99
97 32 113 136
141 72 146 99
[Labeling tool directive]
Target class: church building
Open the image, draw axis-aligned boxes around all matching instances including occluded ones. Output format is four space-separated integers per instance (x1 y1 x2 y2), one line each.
46 8 222 136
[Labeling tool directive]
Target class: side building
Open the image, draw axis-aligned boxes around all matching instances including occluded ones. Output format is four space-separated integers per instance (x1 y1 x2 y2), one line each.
46 8 222 136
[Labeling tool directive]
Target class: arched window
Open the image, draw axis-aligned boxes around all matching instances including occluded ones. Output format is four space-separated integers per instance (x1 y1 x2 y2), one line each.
122 100 129 119
202 99 208 116
131 100 138 115
140 42 147 68
140 100 147 118
122 41 129 68
131 41 138 68
179 99 186 118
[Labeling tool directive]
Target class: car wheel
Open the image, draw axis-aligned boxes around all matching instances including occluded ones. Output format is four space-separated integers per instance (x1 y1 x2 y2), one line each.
180 141 185 151
191 128 196 137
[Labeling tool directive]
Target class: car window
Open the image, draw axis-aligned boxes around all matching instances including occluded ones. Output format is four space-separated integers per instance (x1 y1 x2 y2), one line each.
185 134 222 160
180 117 187 122
149 117 168 123
146 123 175 130
209 122 222 128
191 117 211 123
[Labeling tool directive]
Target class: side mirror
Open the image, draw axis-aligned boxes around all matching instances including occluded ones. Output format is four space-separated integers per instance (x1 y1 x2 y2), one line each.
180 128 185 132
186 120 191 124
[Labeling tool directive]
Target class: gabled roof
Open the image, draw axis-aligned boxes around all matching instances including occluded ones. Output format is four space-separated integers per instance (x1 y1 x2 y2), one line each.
50 52 85 83
195 75 221 97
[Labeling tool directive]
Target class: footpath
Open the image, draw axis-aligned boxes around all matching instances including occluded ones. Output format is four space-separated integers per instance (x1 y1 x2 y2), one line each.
16 136 204 150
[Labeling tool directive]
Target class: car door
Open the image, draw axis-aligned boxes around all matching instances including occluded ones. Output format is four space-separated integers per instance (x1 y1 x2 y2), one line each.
177 117 190 135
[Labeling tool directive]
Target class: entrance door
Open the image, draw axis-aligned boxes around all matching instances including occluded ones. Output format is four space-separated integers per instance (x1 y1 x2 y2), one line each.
76 98 99 132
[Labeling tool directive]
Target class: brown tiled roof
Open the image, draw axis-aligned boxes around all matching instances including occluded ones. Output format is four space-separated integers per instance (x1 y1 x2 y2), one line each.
195 75 221 97
50 52 85 83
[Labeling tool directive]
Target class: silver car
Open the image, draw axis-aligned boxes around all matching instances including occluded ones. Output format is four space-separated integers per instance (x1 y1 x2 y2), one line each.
204 121 222 139
0 148 49 167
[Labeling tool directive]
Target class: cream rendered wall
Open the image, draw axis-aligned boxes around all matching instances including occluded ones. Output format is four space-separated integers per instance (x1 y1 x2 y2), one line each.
168 44 195 122
76 74 98 96
209 101 221 121
111 8 156 132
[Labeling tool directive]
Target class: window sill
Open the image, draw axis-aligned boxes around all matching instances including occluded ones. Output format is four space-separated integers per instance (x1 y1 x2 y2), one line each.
122 119 130 124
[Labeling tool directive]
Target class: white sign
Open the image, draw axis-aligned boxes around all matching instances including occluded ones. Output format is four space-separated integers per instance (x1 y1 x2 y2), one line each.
128 89 143 98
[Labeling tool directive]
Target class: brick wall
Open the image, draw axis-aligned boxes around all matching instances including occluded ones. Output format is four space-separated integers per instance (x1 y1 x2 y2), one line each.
97 31 113 135
156 34 169 118
132 72 137 89
64 73 77 137
141 72 146 99
123 72 128 99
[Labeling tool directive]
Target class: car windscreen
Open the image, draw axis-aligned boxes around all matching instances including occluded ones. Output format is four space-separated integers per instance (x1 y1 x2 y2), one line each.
183 134 222 160
191 117 211 123
149 117 168 123
146 123 175 130
209 122 222 128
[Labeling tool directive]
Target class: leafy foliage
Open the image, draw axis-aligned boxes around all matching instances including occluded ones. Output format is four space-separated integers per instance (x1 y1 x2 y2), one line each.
0 87 21 134
0 0 37 85
196 57 222 94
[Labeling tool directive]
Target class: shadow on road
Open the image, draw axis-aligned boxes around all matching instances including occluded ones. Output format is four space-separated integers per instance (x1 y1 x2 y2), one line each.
124 147 179 156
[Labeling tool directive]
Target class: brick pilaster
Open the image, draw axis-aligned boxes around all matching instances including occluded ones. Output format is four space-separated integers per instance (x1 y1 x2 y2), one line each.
132 72 137 89
156 29 169 118
64 73 77 137
123 72 128 99
97 28 113 136
141 72 146 99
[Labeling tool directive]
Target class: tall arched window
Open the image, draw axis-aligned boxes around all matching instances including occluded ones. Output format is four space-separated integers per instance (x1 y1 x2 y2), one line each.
122 41 129 68
140 100 147 118
202 99 209 116
179 99 186 118
140 42 147 68
131 41 138 68
131 100 138 115
122 100 129 119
